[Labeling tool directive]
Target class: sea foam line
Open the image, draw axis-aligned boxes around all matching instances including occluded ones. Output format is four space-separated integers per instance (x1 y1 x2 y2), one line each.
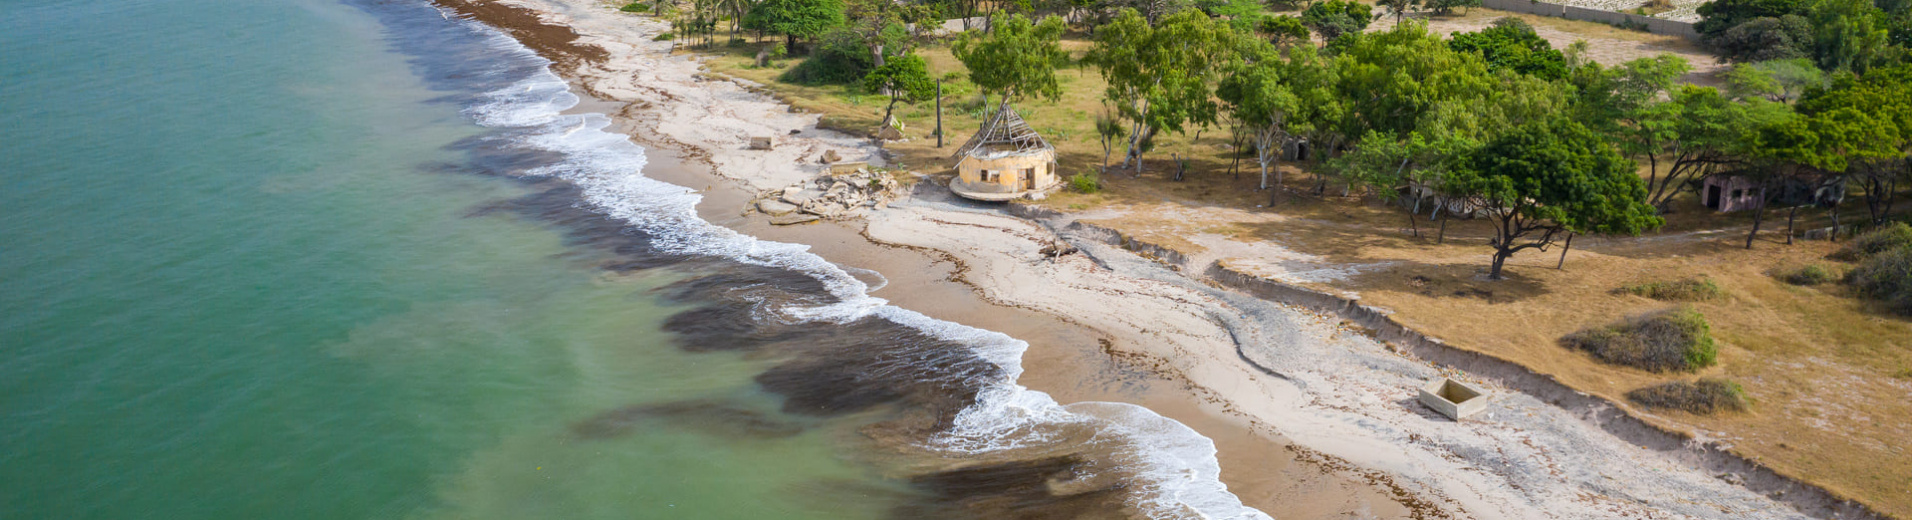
448 14 1271 520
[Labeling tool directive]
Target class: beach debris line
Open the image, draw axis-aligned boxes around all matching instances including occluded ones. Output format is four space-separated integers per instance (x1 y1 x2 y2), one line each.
753 167 909 224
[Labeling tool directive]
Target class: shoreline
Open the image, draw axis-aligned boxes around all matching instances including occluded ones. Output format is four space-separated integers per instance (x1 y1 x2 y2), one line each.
426 0 1864 518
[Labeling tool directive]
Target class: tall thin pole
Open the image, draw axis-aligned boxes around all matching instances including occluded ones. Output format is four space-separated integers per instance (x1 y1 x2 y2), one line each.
935 79 944 148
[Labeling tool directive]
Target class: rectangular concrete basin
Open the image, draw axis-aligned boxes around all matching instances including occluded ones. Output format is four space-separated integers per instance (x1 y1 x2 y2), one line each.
1419 378 1488 421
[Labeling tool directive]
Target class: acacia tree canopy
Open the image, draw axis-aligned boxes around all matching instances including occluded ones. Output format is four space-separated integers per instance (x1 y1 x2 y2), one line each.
1447 118 1662 278
952 14 1069 105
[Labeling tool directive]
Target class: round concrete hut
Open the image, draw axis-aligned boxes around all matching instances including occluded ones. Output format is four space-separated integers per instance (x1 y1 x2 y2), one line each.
949 105 1058 201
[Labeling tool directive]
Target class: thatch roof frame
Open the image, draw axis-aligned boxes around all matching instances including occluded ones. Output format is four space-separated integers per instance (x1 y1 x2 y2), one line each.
953 103 1053 163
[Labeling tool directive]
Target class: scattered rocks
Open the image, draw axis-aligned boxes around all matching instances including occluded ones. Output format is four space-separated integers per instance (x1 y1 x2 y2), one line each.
819 149 843 164
770 214 821 226
757 199 798 216
752 167 911 224
749 136 773 150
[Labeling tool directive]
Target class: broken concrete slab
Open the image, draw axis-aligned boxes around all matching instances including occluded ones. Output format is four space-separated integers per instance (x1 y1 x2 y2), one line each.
770 214 820 226
749 136 773 150
756 199 798 216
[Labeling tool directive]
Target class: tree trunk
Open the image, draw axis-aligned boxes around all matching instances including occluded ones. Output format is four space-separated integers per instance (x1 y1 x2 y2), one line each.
1405 206 1420 238
1489 248 1510 280
1745 205 1765 249
1556 233 1574 269
1437 214 1447 244
934 80 943 148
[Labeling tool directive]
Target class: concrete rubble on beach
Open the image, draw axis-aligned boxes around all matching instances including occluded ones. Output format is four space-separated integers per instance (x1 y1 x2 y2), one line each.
752 168 909 225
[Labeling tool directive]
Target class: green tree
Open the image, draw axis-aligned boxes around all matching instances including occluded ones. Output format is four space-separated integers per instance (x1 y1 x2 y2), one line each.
1087 9 1239 173
743 0 846 50
1447 118 1663 278
1258 15 1312 47
1807 0 1890 72
1332 22 1495 145
1796 65 1912 224
1696 0 1809 36
1300 0 1373 41
1722 58 1827 102
863 54 937 126
1448 18 1567 79
1218 42 1301 191
952 14 1070 106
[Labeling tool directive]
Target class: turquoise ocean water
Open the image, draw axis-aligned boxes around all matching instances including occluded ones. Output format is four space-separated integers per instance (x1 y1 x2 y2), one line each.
0 1 893 518
0 1 1272 518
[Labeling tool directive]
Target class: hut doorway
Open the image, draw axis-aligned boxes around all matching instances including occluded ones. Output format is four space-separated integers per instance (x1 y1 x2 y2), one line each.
1705 185 1721 209
1022 168 1036 190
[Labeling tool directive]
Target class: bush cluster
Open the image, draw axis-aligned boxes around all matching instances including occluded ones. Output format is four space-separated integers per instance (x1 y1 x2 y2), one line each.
1830 222 1912 261
1617 277 1725 301
1626 378 1751 414
1846 246 1912 316
1778 264 1837 285
1561 307 1720 372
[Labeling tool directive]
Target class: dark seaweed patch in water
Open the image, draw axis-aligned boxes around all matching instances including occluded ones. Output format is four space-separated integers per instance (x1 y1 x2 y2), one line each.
463 181 691 271
892 456 1132 520
753 317 999 426
657 268 832 305
571 399 804 440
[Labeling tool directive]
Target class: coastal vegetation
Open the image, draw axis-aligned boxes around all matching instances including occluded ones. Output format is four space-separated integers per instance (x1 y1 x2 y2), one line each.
1626 378 1751 414
1561 306 1720 372
1618 277 1726 300
639 0 1912 513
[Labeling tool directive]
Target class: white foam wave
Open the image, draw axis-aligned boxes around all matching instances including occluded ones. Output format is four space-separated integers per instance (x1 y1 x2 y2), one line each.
449 14 1270 520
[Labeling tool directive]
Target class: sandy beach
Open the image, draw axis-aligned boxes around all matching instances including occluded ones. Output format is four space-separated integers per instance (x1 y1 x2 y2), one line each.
432 0 1837 517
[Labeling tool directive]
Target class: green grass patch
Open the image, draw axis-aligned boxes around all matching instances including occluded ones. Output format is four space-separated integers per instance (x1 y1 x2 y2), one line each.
1778 264 1838 286
619 1 646 12
653 32 675 41
1068 170 1101 194
1561 306 1719 372
1830 222 1912 261
1617 277 1724 302
1844 245 1912 316
1626 378 1750 414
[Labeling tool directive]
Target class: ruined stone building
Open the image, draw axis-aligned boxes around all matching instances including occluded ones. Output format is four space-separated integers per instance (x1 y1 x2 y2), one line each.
949 105 1058 201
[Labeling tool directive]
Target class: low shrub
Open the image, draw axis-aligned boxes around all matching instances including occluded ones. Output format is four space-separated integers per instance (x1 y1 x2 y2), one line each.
1779 264 1837 285
1561 307 1719 372
619 1 646 12
653 32 675 41
1617 277 1724 301
1626 378 1749 414
1845 245 1912 316
1068 170 1101 194
1830 222 1912 261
